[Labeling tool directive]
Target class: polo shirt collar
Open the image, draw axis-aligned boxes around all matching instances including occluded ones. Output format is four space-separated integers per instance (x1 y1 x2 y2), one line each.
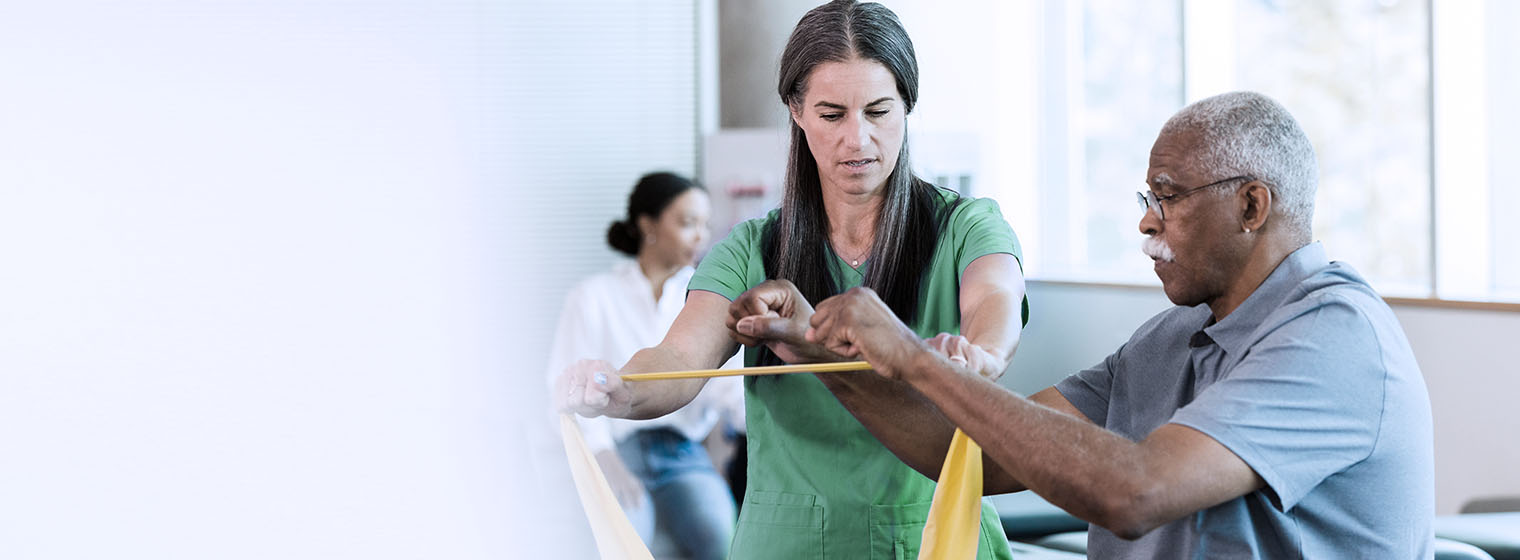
1199 242 1329 356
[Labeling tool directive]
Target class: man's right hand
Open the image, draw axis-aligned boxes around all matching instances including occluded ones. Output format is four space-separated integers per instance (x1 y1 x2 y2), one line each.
554 359 633 418
805 287 926 380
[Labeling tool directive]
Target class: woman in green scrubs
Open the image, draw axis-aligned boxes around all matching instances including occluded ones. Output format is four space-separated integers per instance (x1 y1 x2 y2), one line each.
557 1 1027 558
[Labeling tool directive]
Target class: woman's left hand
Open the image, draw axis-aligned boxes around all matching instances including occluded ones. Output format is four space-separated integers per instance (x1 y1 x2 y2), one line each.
727 279 850 364
925 333 1008 381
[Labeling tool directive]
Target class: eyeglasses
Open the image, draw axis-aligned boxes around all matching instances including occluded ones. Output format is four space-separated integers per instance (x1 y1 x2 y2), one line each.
1136 175 1253 221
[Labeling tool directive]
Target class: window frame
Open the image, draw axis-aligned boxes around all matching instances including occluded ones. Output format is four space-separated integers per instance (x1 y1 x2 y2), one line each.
1003 0 1517 309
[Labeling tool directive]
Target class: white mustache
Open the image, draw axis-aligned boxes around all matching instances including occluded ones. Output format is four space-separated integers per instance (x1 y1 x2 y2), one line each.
1141 236 1175 262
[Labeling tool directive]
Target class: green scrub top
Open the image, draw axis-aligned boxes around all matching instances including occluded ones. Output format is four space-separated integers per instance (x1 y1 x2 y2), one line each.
689 189 1024 560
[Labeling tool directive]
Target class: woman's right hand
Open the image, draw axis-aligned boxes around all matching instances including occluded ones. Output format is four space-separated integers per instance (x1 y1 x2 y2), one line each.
554 359 633 418
727 279 849 364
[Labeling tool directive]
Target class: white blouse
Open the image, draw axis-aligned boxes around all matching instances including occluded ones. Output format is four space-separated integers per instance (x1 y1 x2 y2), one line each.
545 259 743 453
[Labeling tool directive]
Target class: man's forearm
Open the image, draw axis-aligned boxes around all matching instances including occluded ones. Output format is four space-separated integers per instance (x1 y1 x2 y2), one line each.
813 369 959 480
900 350 1158 528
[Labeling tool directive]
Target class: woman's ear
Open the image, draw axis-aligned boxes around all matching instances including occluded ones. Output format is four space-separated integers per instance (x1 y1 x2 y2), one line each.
1240 180 1272 233
636 214 657 243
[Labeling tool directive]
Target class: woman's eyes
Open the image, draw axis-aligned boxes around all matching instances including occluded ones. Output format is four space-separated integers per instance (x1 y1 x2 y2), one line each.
819 109 890 121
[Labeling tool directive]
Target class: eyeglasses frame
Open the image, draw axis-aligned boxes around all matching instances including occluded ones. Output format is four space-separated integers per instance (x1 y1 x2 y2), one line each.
1136 175 1255 221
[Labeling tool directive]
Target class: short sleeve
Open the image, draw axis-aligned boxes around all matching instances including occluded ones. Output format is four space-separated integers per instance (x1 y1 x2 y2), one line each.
1054 349 1121 426
945 196 1026 324
948 197 1022 283
1168 296 1386 512
689 217 766 301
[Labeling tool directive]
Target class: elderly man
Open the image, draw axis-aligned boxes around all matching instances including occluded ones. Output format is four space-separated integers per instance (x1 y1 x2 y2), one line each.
733 91 1435 557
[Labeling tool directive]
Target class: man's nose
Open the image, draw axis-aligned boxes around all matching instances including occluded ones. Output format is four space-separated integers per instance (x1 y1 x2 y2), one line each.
1139 205 1162 237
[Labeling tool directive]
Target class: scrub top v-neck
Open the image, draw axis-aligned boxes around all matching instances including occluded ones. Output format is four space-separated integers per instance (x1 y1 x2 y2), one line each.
829 247 867 278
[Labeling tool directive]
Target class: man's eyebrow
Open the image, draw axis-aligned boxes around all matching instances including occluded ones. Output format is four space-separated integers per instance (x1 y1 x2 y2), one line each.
1148 173 1177 188
865 97 894 107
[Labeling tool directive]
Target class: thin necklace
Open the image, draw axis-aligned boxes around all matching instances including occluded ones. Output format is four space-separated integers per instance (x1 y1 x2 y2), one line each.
838 244 871 267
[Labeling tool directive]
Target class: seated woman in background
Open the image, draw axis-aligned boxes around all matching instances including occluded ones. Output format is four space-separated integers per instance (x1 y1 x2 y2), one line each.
545 172 742 560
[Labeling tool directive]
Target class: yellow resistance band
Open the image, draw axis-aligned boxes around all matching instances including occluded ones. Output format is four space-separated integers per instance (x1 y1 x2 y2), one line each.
619 360 872 381
919 428 984 559
559 413 655 560
561 362 983 560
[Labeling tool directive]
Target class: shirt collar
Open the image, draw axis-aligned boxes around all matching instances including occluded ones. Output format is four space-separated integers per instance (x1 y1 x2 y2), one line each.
614 258 693 305
613 258 644 284
1200 242 1329 356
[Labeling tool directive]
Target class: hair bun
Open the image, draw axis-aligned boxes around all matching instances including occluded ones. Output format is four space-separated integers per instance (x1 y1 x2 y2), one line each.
606 219 640 256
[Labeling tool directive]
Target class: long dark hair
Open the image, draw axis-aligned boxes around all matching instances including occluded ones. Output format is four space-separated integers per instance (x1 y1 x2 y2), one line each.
606 172 702 256
764 0 955 352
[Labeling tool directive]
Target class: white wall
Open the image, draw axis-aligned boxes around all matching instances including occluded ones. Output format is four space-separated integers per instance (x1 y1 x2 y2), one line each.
0 0 708 557
0 1 564 558
998 282 1174 395
503 2 701 558
717 0 815 128
1396 304 1520 514
1007 281 1520 515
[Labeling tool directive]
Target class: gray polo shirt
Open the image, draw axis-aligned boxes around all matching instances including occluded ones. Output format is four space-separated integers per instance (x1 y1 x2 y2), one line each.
1055 243 1434 559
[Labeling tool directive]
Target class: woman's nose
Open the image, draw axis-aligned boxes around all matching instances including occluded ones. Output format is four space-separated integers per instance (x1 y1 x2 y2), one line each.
843 115 870 149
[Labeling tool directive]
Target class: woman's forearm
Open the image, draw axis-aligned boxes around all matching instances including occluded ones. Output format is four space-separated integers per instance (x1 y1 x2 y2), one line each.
617 345 715 419
958 254 1026 377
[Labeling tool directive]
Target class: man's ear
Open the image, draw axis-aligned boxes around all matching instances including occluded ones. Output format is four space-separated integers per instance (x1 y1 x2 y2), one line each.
1240 180 1272 233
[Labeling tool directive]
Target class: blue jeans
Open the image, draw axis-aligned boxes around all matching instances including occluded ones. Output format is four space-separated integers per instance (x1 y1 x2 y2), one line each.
616 428 736 560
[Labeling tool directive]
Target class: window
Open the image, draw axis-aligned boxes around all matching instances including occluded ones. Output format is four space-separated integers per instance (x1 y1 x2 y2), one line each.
901 0 1515 303
1230 0 1432 296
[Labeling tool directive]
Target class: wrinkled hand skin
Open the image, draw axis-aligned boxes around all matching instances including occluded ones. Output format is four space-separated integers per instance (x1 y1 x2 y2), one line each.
804 287 927 379
727 279 850 364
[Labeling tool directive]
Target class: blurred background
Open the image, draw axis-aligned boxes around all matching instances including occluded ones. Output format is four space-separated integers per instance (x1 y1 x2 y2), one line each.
1 0 1516 558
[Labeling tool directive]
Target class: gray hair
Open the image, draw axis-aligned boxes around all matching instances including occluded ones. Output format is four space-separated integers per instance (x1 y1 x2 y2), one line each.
1161 91 1318 239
